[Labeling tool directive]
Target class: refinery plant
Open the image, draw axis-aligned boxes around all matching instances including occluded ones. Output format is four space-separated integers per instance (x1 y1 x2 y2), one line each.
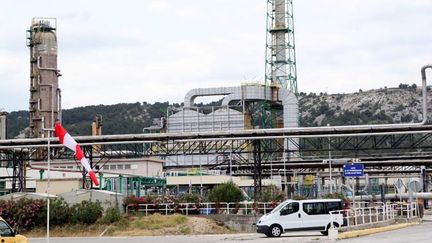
0 0 431 206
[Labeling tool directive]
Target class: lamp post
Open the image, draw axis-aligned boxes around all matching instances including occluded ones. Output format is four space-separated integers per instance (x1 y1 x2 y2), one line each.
327 124 333 194
43 128 54 243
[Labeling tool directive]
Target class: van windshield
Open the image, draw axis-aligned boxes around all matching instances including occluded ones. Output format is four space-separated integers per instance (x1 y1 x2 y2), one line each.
270 202 288 214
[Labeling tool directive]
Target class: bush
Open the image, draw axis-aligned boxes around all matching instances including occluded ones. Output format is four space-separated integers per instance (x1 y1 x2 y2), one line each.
293 195 306 200
178 193 202 203
70 200 103 224
100 207 121 224
0 198 46 231
322 192 345 200
37 198 71 227
208 181 243 203
258 185 285 202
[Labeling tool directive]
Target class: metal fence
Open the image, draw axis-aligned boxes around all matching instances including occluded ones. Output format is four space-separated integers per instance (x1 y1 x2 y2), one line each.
330 201 418 229
126 200 420 229
126 201 277 216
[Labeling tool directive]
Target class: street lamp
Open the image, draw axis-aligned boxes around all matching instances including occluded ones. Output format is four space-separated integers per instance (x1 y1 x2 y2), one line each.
327 124 333 194
43 127 54 243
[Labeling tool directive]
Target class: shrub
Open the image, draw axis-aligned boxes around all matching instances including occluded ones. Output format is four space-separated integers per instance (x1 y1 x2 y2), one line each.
37 198 71 227
293 195 306 200
322 192 345 200
100 207 121 224
208 181 243 203
0 198 46 231
258 185 285 202
15 198 46 230
178 193 202 203
70 200 103 224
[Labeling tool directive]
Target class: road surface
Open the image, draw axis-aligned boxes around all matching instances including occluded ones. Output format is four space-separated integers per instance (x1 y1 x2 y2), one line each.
29 218 432 243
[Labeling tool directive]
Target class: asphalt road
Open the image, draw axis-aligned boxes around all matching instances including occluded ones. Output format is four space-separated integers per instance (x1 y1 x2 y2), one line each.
29 218 432 243
29 231 325 243
337 218 432 243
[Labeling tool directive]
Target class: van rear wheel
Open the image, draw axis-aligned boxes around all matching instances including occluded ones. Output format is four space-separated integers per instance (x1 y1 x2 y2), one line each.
268 225 282 237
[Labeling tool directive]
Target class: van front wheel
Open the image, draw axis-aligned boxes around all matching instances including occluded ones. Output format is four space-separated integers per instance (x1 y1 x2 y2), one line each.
268 225 282 237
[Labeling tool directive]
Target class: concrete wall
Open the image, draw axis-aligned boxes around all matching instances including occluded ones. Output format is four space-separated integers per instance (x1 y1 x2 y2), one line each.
207 214 260 233
36 179 82 194
60 189 124 211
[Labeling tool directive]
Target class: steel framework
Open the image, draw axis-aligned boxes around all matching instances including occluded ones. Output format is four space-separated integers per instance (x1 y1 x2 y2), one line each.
265 0 298 93
1 125 432 194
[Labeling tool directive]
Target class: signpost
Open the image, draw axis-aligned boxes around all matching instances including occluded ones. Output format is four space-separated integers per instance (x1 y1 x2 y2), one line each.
343 164 364 177
343 163 365 208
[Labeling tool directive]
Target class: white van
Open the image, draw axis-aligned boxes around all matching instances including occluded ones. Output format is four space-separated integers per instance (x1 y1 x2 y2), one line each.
256 199 344 237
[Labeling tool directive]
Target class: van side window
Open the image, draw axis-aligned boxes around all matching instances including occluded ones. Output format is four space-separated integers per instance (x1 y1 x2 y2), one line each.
280 202 299 216
303 202 326 215
326 202 342 213
0 221 13 237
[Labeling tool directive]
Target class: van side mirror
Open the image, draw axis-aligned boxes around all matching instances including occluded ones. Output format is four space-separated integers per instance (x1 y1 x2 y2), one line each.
280 209 288 216
11 227 17 236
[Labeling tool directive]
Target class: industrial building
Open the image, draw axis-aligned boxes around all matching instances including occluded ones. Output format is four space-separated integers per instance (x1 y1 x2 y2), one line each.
147 0 299 176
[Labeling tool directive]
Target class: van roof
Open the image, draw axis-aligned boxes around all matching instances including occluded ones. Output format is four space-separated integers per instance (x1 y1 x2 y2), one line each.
282 198 342 203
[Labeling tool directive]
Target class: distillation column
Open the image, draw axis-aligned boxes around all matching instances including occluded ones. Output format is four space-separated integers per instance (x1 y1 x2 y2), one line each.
27 18 61 138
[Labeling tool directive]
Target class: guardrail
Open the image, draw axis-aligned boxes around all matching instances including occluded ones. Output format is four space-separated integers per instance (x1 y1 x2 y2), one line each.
125 201 277 216
330 202 418 229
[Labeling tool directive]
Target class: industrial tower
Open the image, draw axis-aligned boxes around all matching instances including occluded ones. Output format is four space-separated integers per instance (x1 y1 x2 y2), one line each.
26 18 61 138
0 111 6 140
265 0 298 94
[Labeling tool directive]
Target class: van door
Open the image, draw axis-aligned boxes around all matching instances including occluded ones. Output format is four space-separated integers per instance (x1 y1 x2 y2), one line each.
301 202 328 230
0 221 15 243
276 202 301 231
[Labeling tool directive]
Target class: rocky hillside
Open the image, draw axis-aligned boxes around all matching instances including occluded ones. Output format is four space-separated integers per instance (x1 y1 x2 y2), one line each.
4 84 427 138
299 84 426 126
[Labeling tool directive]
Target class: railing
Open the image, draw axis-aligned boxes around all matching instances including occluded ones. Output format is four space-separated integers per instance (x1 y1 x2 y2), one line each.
126 201 277 215
395 201 419 219
329 202 418 229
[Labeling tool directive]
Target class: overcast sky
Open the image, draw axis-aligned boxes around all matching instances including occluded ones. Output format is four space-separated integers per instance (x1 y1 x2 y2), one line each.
0 0 431 112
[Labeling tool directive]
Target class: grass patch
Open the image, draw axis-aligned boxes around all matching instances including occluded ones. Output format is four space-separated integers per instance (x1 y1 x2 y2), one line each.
25 224 107 237
133 214 186 230
26 214 232 237
179 225 191 234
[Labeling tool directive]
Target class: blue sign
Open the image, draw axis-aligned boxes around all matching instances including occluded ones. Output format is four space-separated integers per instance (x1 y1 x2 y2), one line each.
343 164 364 177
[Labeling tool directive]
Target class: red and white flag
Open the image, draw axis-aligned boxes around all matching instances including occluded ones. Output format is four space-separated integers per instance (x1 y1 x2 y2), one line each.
54 122 99 186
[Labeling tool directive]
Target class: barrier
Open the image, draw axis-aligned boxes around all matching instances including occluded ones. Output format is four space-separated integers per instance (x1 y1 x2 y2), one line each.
126 201 277 215
329 201 418 229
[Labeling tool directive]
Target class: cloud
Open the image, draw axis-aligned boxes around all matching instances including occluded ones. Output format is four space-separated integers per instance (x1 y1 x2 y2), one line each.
1 0 432 112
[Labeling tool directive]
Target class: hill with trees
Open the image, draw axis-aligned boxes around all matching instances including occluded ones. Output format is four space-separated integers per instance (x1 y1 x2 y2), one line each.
4 84 426 139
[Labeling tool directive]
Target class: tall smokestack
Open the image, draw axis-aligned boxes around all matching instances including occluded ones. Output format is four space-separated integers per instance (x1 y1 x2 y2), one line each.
0 111 6 140
27 17 61 138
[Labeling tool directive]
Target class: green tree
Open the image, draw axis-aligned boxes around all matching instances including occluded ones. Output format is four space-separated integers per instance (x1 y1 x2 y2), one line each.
208 181 244 203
